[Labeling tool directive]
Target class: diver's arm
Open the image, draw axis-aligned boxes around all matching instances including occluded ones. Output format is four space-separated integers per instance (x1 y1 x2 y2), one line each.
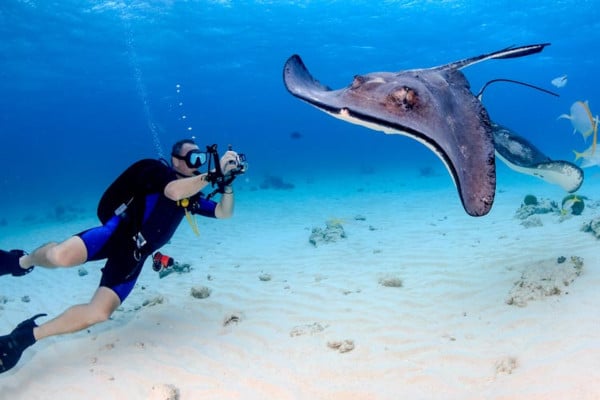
164 173 210 201
215 185 234 219
213 151 240 219
171 151 238 216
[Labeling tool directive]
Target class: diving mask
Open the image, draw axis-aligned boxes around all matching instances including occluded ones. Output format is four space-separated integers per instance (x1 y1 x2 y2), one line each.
172 149 207 169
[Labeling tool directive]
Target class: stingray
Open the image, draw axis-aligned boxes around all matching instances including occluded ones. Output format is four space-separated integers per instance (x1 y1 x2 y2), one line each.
283 43 550 216
475 79 584 193
492 123 583 193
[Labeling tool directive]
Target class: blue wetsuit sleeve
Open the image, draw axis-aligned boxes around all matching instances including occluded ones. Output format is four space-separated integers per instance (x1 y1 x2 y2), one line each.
191 196 217 218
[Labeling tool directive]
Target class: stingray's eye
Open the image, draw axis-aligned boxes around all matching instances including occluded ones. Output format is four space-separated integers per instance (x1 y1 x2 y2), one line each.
350 75 366 89
388 86 418 110
405 88 416 104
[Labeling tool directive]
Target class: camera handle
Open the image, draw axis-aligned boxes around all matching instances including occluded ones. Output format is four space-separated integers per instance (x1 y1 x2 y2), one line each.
205 144 239 200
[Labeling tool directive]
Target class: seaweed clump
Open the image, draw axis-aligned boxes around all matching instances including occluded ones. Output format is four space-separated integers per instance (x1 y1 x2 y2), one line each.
506 256 584 307
378 275 403 288
561 194 587 216
515 197 558 220
581 217 600 238
309 219 347 246
523 194 538 206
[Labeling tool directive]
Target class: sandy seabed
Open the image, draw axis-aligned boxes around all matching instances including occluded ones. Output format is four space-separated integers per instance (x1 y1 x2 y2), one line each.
1 170 599 400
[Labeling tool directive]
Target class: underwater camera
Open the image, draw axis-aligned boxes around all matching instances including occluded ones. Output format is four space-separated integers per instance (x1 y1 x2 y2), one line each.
229 151 248 175
205 144 248 186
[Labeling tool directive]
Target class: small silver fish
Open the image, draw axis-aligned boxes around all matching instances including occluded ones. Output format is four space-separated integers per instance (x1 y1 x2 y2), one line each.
551 74 568 88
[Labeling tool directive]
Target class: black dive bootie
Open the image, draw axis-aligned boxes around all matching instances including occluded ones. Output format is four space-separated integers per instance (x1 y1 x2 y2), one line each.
0 249 34 277
0 313 47 373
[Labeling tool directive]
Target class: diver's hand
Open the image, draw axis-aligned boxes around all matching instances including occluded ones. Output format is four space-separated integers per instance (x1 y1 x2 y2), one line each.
220 150 241 175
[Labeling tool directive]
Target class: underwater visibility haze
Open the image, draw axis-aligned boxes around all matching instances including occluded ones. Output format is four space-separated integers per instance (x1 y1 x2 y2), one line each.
1 0 599 214
3 2 600 397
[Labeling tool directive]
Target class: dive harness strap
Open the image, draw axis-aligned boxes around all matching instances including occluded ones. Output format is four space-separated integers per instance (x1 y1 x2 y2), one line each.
110 196 147 261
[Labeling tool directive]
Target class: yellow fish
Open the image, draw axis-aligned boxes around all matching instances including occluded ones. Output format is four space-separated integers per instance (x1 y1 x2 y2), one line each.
559 100 597 141
574 141 600 168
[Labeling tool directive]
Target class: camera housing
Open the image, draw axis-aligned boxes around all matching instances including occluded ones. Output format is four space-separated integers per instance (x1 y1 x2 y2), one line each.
204 144 248 188
230 152 248 175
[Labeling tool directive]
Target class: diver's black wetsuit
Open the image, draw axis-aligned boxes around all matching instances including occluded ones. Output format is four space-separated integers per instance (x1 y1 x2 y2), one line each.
77 159 217 302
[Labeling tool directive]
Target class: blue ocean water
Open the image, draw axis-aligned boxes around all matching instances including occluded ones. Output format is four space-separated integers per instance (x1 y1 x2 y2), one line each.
1 0 598 216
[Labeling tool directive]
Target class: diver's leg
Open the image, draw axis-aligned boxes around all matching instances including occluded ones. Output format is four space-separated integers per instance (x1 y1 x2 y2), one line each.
10 217 121 274
0 287 120 374
33 286 120 340
20 236 88 270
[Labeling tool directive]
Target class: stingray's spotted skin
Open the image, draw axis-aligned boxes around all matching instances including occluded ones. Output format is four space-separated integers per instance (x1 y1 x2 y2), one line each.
283 44 550 216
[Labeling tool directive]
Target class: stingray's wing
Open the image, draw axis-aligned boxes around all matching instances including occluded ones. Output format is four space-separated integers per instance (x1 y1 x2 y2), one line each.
496 154 584 193
283 55 495 216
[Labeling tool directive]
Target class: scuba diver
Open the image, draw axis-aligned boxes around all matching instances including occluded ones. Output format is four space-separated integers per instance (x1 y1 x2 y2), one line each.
0 138 246 374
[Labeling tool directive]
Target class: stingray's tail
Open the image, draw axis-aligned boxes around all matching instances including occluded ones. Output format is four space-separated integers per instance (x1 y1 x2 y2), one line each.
476 78 559 101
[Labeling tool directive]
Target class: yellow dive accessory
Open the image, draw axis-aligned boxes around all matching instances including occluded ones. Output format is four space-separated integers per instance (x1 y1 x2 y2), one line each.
177 198 200 236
